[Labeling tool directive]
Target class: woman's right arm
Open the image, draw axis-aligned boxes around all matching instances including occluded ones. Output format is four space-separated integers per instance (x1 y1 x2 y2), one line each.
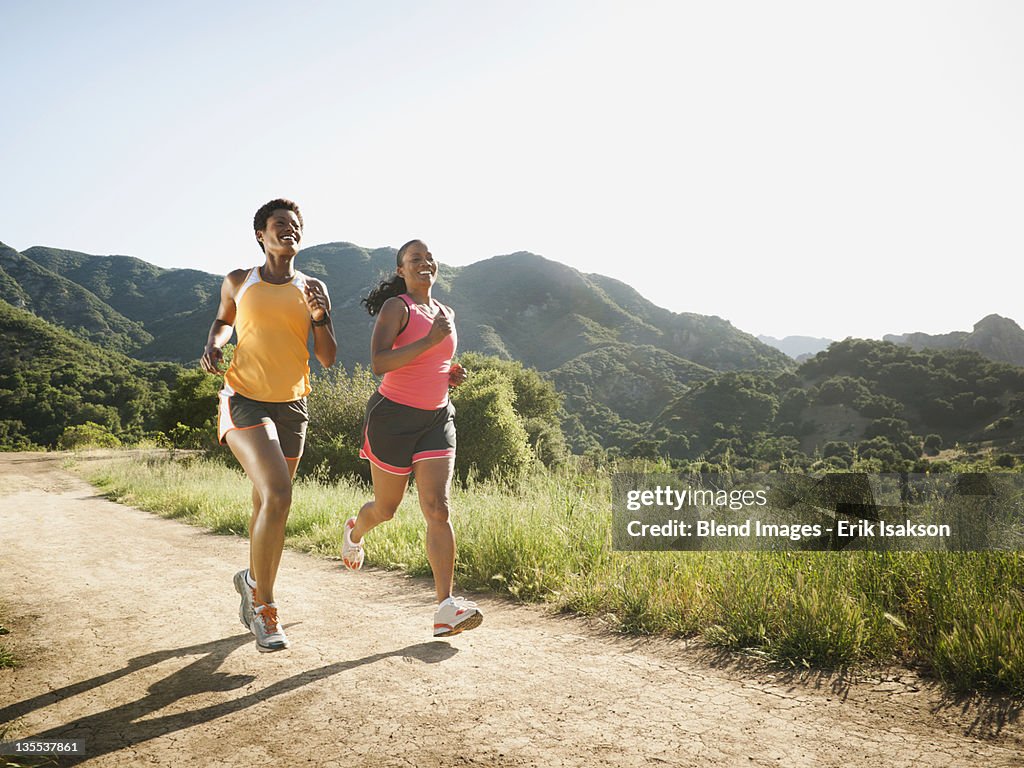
200 271 243 374
370 297 452 376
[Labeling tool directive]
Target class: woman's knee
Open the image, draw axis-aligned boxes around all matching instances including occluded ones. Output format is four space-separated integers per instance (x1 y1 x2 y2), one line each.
374 502 400 522
420 495 451 524
260 483 293 514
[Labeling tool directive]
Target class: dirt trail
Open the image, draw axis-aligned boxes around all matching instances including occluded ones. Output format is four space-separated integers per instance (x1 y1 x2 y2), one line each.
0 452 1021 767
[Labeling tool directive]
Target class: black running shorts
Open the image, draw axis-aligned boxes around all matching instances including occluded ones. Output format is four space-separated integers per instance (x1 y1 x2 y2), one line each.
218 388 309 460
360 391 456 476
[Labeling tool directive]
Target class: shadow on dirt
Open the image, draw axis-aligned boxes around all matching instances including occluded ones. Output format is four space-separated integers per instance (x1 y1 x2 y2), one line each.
931 691 1024 738
1 632 457 765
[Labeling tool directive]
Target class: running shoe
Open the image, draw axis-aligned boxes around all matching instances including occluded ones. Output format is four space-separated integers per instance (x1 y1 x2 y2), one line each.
233 569 256 629
433 596 483 637
250 599 289 653
342 517 364 571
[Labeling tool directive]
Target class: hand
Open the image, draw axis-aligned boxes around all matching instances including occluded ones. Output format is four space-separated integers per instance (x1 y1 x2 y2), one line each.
448 363 468 388
426 306 453 345
200 344 224 375
304 281 329 322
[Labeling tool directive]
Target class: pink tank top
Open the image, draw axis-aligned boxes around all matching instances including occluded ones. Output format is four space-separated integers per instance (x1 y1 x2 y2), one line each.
378 295 457 410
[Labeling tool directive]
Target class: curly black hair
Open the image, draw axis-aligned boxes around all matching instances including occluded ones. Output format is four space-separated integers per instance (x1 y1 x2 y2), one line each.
252 198 303 253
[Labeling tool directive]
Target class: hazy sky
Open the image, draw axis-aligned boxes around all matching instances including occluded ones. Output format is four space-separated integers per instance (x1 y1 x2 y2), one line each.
2 1 1021 340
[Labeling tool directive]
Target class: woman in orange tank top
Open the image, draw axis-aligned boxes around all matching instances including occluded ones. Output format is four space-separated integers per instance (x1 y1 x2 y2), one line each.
341 239 482 638
200 199 337 653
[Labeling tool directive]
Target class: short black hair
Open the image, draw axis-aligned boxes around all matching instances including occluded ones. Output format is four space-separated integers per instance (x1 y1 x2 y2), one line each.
253 199 303 252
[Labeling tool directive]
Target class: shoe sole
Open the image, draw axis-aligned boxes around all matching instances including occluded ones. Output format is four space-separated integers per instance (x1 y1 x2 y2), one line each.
233 571 253 629
256 640 290 653
433 611 483 637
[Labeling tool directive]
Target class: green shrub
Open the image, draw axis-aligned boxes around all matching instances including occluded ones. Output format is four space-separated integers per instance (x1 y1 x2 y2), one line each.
303 365 378 482
57 421 121 450
451 369 533 483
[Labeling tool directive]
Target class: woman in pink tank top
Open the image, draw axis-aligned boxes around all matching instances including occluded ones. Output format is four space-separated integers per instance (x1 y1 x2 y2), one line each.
341 239 482 638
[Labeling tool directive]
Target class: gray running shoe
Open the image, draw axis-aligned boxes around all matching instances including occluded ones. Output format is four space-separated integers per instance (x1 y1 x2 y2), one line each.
250 600 289 653
233 569 256 629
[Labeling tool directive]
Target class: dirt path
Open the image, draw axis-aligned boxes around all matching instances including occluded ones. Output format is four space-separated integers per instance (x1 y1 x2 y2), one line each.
1 452 1021 767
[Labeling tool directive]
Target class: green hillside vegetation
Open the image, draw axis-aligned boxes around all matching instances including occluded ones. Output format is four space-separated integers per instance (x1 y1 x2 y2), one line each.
23 245 222 362
0 299 178 448
549 344 714 448
586 272 791 372
0 242 152 354
6 237 1024 465
650 339 1024 469
0 263 31 307
450 253 791 373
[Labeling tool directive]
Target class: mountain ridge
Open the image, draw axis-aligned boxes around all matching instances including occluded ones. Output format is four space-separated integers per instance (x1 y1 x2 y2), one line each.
884 314 1024 368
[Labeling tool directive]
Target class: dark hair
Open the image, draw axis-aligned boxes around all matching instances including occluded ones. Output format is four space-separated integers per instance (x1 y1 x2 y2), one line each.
361 239 422 316
253 198 303 253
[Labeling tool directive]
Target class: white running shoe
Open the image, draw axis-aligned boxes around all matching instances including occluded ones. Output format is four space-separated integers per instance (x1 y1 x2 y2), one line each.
233 569 256 629
433 596 483 637
250 600 289 653
342 517 364 571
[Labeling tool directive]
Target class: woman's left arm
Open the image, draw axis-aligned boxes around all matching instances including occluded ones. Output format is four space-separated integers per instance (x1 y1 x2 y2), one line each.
305 278 337 367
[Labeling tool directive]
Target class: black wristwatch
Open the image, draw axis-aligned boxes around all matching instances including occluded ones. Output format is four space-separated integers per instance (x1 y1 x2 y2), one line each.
311 313 331 327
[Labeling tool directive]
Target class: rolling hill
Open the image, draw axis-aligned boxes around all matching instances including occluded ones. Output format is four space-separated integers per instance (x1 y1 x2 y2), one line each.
0 242 152 354
3 241 792 449
8 237 1021 462
0 298 178 447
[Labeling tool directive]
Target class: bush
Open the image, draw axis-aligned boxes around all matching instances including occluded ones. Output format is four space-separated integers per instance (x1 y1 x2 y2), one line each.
985 417 1015 434
57 421 122 450
450 369 533 483
993 453 1017 469
523 416 569 467
822 441 854 460
168 422 216 450
303 365 378 482
864 417 912 444
160 364 224 433
458 352 567 467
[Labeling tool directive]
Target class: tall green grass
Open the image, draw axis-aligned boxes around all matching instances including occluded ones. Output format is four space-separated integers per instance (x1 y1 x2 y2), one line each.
81 453 1024 695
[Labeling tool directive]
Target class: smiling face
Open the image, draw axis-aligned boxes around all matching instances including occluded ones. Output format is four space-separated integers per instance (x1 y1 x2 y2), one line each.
396 240 436 288
257 209 302 257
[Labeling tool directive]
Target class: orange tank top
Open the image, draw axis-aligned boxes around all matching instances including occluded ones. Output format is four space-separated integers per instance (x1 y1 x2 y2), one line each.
224 267 312 402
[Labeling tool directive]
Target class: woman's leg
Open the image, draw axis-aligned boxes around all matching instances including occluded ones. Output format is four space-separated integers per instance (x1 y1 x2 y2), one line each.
412 456 456 603
350 463 409 544
248 458 300 580
225 426 292 605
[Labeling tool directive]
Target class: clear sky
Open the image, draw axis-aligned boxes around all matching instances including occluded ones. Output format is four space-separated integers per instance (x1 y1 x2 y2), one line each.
2 1 1021 340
